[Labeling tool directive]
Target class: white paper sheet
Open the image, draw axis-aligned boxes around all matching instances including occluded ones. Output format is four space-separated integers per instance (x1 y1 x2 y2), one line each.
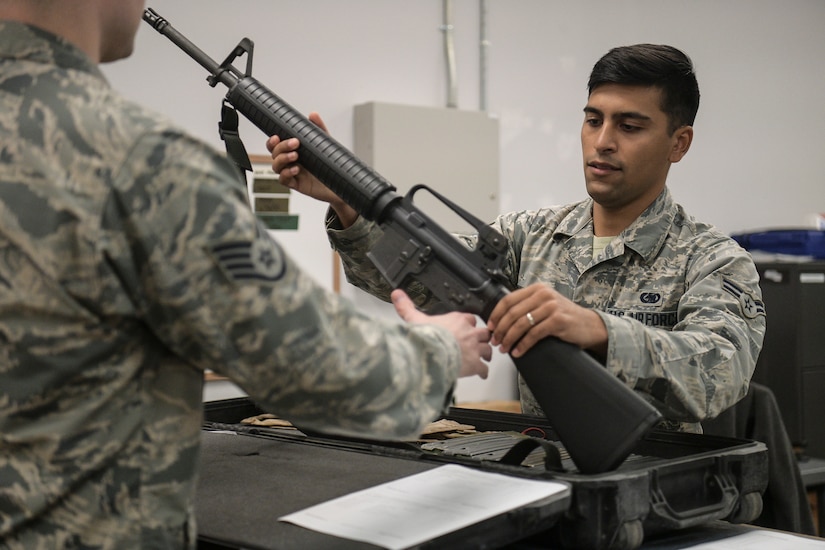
279 463 568 549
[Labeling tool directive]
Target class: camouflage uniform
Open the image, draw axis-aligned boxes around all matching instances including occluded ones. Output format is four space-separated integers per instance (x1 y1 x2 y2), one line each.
328 187 766 432
0 22 460 549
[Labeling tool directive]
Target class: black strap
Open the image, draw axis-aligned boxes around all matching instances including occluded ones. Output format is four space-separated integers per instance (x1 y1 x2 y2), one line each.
219 100 252 173
499 437 564 472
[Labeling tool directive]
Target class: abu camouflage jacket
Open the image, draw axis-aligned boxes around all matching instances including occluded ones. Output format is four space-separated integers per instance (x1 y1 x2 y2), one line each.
329 187 766 433
0 22 459 549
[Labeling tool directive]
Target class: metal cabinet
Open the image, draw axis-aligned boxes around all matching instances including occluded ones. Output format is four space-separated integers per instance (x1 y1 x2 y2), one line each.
752 260 825 458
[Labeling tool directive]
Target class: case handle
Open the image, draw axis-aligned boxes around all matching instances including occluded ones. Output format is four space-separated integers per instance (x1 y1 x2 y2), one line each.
649 471 739 526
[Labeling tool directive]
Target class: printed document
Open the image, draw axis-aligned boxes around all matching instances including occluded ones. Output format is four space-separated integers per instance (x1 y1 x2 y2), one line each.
279 463 568 549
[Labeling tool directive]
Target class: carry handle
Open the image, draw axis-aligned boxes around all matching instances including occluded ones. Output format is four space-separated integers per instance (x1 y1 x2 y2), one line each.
649 470 739 525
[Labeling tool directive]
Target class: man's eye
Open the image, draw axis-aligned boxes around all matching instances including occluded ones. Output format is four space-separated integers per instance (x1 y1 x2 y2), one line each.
585 118 601 126
620 124 640 132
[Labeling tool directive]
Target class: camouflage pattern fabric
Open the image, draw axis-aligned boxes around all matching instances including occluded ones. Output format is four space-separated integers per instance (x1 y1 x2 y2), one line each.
329 186 766 434
0 22 459 549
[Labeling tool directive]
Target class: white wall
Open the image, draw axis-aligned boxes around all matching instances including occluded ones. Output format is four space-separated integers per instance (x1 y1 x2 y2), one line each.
104 0 825 402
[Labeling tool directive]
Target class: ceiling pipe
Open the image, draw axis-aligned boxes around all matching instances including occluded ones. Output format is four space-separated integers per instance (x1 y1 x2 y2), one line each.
441 0 458 108
479 0 489 112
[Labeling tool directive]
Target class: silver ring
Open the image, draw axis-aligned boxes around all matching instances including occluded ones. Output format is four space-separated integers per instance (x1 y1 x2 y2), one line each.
526 312 536 327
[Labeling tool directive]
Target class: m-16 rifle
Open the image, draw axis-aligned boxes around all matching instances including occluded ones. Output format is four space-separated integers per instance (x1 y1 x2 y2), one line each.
143 8 662 474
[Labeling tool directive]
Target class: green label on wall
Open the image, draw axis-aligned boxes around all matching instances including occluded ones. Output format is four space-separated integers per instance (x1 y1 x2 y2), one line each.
256 213 299 230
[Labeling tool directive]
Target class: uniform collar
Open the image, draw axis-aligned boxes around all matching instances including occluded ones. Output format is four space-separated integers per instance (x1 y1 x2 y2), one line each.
553 188 677 263
0 20 105 81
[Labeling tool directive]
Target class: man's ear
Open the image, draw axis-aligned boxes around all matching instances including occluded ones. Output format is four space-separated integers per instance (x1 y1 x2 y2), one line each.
669 126 693 163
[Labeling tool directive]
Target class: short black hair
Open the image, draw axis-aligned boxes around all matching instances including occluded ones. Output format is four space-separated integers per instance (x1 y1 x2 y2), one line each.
588 44 700 134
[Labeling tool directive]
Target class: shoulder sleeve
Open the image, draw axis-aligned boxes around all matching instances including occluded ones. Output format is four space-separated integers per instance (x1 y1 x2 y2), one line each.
600 237 765 423
103 130 461 440
326 209 397 302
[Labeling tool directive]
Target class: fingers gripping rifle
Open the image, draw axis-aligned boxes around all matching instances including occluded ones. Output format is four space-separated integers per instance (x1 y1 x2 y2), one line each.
143 8 662 474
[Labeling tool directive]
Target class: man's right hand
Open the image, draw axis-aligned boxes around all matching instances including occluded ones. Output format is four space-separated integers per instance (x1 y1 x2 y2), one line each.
265 112 359 228
392 289 491 380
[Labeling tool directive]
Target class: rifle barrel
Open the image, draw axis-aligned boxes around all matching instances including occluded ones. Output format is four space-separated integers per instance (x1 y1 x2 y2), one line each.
142 8 235 88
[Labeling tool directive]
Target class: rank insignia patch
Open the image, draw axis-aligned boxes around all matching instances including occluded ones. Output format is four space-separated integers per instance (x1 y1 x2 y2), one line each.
210 238 286 283
722 278 765 319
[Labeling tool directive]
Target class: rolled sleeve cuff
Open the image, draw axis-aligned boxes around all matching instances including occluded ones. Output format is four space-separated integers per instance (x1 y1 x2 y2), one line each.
326 207 372 238
595 310 645 389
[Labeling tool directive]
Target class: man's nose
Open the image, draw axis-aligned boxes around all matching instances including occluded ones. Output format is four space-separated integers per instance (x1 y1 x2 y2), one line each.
594 124 617 153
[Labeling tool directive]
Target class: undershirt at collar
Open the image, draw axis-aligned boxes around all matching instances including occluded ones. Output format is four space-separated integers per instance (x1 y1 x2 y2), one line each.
592 235 616 259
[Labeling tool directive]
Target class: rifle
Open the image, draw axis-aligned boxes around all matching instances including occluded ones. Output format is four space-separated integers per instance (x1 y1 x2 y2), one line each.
143 8 663 474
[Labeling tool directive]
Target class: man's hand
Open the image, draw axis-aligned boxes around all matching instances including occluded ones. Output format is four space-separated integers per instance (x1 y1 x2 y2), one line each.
392 289 491 379
265 112 359 228
487 283 608 359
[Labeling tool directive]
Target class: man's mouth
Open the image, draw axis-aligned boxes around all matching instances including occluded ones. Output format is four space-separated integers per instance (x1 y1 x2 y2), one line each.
587 160 621 175
588 160 620 171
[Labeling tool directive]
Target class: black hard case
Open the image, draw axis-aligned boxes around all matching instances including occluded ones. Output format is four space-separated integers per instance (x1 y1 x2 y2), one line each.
199 398 768 550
